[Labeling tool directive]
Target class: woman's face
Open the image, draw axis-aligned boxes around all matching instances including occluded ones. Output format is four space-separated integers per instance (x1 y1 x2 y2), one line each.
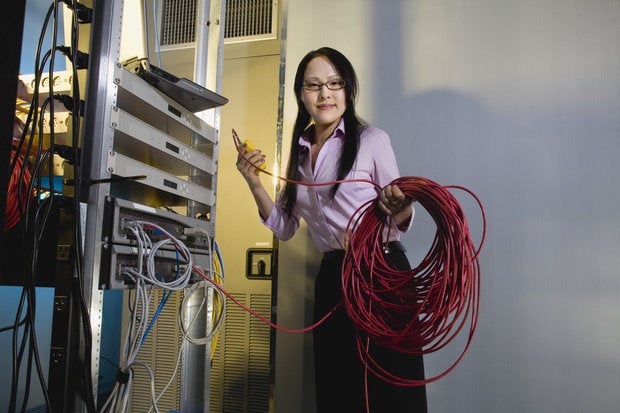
300 56 347 133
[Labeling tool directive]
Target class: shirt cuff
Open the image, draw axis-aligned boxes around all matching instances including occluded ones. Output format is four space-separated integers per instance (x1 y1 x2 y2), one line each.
396 206 415 232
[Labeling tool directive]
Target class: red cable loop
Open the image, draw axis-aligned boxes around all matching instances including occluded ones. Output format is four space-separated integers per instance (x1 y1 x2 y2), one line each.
343 176 485 385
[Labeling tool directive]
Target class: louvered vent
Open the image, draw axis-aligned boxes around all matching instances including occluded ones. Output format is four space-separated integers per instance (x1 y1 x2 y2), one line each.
129 289 183 411
160 0 197 47
224 0 278 43
156 0 277 49
209 292 272 412
248 294 272 410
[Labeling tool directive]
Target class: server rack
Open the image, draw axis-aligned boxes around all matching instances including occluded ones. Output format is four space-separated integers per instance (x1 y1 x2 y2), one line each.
77 0 226 411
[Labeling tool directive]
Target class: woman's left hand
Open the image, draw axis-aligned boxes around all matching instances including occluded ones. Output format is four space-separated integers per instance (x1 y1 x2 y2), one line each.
378 184 414 225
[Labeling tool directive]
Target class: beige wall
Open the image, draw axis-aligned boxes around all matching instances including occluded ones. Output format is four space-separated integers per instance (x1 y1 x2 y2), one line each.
208 34 282 411
217 49 280 294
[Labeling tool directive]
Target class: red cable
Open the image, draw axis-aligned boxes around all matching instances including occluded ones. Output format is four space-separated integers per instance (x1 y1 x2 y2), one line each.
194 265 339 333
343 176 485 386
230 130 486 385
233 128 379 190
4 150 32 231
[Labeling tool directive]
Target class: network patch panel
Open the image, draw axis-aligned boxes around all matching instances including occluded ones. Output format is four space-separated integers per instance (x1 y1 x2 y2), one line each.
100 244 211 289
102 197 214 250
99 197 215 289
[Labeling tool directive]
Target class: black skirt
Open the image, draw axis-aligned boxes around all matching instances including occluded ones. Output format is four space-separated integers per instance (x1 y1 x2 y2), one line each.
312 241 428 413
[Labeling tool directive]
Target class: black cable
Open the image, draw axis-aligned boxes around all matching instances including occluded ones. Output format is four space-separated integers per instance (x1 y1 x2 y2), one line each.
54 93 85 117
8 2 97 411
8 2 55 409
9 3 62 179
0 316 28 334
60 0 93 24
8 2 66 411
20 288 37 413
9 288 28 412
66 1 96 410
56 46 89 70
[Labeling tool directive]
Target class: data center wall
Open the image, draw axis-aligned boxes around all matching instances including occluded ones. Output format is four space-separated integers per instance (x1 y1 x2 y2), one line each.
276 1 620 413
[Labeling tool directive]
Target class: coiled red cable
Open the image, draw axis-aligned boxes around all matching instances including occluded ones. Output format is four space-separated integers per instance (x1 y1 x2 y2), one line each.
343 176 485 386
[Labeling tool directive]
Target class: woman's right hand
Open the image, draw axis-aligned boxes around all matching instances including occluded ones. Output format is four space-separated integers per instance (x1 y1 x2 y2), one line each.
235 142 275 221
236 142 266 188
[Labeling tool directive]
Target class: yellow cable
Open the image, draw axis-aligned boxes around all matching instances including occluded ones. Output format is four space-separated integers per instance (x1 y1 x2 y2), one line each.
209 250 224 359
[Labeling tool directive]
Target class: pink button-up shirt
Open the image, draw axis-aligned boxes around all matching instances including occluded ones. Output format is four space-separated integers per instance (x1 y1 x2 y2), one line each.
264 121 413 252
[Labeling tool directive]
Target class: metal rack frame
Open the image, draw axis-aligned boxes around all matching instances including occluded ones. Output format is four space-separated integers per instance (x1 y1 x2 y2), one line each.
78 1 226 411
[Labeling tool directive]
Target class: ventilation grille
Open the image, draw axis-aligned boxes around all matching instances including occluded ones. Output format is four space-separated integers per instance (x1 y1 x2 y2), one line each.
129 289 183 410
160 0 197 47
225 0 278 43
209 292 272 412
157 0 277 49
248 294 272 409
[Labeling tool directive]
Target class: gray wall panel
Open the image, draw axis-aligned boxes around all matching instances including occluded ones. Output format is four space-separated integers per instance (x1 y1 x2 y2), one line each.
277 0 620 412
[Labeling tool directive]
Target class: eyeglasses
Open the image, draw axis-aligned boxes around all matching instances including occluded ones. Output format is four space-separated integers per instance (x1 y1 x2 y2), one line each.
302 80 346 91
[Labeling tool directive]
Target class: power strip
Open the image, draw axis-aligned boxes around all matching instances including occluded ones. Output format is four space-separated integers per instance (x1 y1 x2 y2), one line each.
19 70 73 95
15 111 70 134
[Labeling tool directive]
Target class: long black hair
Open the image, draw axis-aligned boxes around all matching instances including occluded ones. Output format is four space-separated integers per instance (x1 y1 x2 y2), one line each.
280 47 367 215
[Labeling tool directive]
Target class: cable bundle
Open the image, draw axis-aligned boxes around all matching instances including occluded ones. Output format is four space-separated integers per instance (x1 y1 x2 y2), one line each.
122 220 194 290
342 176 485 386
101 219 226 413
4 149 32 231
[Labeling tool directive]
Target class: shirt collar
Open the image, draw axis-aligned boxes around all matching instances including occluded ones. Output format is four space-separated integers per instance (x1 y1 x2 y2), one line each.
299 119 346 150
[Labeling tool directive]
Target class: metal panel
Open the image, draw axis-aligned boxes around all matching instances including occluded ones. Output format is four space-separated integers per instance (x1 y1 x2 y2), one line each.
79 0 126 406
106 152 215 206
160 0 198 46
127 288 183 410
110 109 216 175
154 0 278 48
209 292 272 412
114 63 218 145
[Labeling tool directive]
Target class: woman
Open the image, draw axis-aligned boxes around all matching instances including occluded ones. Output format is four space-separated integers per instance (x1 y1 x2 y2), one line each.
236 47 427 412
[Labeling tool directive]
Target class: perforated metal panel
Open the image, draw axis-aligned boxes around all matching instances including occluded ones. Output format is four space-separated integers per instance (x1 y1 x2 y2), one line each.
128 289 183 411
160 0 197 46
224 0 278 43
157 0 277 48
209 292 272 412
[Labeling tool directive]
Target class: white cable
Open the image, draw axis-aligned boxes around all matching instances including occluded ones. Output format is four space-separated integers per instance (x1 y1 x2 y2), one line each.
102 218 224 412
179 278 226 345
100 276 154 413
122 220 194 290
148 338 185 413
133 361 161 413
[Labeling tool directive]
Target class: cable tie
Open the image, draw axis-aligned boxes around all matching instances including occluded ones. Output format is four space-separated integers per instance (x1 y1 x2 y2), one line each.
115 368 131 384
